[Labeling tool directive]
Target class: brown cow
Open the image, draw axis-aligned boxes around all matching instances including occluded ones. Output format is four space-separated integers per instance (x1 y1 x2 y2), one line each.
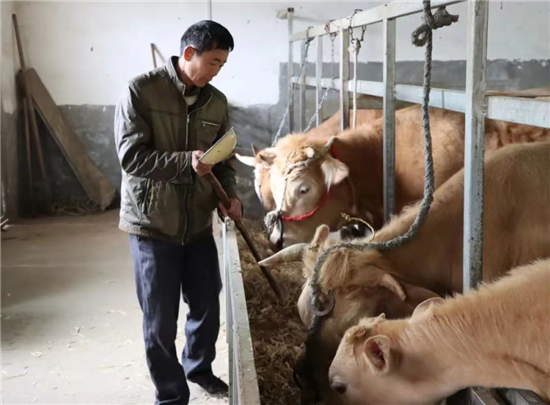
246 105 549 249
330 259 550 404
236 108 383 211
260 141 550 404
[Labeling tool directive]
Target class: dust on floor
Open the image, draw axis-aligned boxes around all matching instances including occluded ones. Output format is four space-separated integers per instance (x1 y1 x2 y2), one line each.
1 210 228 405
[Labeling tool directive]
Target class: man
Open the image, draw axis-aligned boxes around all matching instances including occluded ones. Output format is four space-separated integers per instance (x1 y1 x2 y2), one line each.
114 20 241 404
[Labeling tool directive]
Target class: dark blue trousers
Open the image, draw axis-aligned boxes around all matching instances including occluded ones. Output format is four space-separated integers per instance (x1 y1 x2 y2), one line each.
129 234 222 405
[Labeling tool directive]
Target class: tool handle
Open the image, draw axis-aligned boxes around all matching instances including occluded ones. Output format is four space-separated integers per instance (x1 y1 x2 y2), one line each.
205 173 283 300
234 221 283 300
206 173 232 208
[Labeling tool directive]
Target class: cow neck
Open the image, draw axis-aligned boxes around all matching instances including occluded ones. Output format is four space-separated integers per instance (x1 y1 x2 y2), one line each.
335 128 385 227
392 294 549 396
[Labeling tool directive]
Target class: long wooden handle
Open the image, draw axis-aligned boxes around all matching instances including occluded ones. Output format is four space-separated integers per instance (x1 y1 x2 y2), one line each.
13 14 51 208
205 173 283 300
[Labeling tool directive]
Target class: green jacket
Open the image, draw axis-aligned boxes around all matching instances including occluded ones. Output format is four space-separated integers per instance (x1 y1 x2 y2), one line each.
114 56 237 245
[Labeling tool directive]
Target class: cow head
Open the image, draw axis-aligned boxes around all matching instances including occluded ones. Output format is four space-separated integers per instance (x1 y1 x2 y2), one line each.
236 144 276 211
259 225 439 404
329 298 447 405
265 136 355 250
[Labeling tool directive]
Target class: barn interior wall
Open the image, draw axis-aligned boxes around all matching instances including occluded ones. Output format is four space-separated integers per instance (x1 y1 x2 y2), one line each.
6 1 549 218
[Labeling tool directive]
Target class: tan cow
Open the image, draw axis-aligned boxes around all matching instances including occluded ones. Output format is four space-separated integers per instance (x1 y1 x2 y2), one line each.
236 108 383 212
245 105 550 249
330 259 550 404
260 141 550 404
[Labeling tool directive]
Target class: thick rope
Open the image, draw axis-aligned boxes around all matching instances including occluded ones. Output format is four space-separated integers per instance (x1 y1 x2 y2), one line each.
300 0 460 382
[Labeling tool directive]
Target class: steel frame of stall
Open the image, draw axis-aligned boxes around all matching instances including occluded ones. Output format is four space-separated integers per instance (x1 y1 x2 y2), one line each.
284 1 548 404
286 0 549 293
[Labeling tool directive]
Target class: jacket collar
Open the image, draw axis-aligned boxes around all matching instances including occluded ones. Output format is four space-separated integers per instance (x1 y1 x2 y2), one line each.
165 56 212 109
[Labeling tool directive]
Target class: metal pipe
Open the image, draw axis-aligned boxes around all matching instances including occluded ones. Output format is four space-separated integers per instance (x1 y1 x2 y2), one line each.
463 0 489 293
352 45 359 129
300 39 307 131
288 8 295 134
339 28 350 132
290 0 465 41
206 0 212 19
315 36 323 127
292 77 550 129
383 18 396 222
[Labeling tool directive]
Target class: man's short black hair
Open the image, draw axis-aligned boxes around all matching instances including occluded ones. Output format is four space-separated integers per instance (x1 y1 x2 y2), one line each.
180 20 234 56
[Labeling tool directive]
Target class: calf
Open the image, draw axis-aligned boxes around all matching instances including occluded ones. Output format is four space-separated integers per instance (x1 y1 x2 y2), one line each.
330 259 550 404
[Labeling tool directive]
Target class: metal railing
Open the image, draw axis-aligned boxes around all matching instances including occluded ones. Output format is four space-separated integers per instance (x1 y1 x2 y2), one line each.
284 1 548 404
222 218 261 405
286 0 549 294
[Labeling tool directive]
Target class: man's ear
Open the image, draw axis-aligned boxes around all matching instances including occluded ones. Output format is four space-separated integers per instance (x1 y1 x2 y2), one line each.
321 157 349 188
183 45 197 62
358 335 392 375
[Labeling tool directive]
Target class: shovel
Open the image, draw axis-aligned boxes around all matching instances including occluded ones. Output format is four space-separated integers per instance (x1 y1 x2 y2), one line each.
200 128 283 300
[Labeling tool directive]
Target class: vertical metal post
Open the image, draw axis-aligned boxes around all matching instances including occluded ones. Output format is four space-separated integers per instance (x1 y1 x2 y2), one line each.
339 28 350 132
463 0 489 293
383 18 396 222
300 39 307 131
206 0 212 19
315 35 324 126
222 220 233 402
287 8 295 134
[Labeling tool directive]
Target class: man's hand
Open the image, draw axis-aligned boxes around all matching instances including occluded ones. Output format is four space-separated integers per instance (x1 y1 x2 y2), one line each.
192 150 213 176
218 198 242 221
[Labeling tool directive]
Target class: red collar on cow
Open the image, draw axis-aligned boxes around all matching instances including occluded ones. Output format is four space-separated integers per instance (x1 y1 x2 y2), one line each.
280 143 339 223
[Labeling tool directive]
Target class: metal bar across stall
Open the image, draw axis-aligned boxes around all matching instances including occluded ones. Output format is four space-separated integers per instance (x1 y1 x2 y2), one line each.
291 77 550 129
339 28 351 132
382 18 397 222
287 7 295 133
463 0 489 293
290 0 465 41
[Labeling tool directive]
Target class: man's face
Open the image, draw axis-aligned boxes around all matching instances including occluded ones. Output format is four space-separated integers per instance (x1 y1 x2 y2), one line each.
182 46 229 88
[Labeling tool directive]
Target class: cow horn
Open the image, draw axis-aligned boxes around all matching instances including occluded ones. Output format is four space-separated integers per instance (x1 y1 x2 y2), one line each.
258 243 308 267
251 143 259 157
309 290 335 317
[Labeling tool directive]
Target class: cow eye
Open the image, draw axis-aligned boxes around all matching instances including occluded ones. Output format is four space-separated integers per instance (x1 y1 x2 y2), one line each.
300 186 310 194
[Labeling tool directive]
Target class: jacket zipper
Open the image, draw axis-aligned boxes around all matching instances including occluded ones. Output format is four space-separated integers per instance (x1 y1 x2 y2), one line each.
182 110 190 245
181 93 213 245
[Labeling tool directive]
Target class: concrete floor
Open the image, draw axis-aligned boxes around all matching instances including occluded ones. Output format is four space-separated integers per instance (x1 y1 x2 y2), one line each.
1 210 229 405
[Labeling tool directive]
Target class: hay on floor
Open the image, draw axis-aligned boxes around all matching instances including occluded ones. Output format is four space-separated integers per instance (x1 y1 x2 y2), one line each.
236 219 306 405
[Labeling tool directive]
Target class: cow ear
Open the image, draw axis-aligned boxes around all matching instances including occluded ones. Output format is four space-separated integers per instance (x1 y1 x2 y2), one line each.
321 158 349 187
411 297 445 320
312 224 331 246
258 148 276 166
362 335 392 375
379 273 407 301
235 153 256 167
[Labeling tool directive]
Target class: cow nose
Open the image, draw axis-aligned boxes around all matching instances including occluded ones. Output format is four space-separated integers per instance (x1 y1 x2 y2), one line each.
330 380 347 394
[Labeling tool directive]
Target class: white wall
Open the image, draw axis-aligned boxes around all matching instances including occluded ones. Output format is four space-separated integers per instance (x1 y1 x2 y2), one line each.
11 1 550 108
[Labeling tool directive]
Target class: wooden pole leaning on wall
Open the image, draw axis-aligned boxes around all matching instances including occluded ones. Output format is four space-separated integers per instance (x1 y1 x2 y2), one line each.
151 43 158 69
22 97 35 213
12 14 51 211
